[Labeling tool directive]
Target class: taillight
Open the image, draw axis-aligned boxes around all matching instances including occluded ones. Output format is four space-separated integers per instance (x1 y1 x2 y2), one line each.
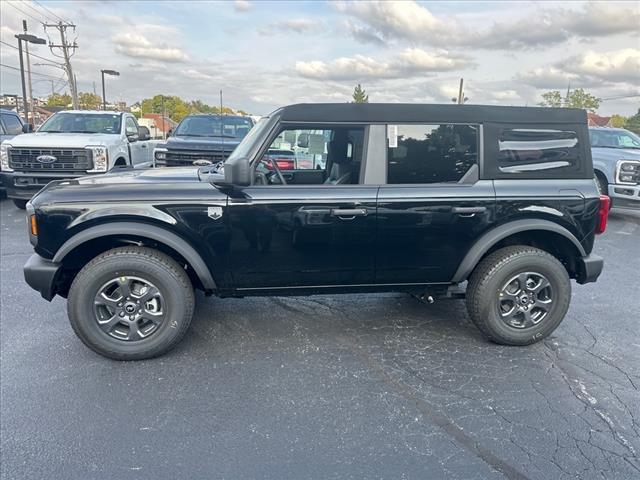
595 195 610 234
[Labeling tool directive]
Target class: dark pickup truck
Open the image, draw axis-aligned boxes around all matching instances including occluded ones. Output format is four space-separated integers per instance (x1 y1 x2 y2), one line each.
153 114 254 167
23 103 608 360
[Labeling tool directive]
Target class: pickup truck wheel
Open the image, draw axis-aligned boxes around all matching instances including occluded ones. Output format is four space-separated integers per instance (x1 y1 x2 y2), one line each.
465 246 571 346
67 246 195 360
12 199 27 209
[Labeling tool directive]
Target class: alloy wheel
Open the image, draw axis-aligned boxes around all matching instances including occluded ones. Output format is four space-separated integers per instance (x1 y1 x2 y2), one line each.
497 272 553 329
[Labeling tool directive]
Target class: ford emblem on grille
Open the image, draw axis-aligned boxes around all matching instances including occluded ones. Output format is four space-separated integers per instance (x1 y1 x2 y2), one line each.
36 155 57 164
193 159 212 166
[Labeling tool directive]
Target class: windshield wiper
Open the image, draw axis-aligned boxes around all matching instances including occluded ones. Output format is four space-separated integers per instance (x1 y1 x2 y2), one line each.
41 130 62 133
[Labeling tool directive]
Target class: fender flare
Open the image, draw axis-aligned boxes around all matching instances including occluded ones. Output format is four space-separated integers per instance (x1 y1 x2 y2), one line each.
52 222 216 290
451 219 586 282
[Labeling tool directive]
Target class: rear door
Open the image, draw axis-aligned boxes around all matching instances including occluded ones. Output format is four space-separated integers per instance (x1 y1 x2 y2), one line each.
376 123 496 284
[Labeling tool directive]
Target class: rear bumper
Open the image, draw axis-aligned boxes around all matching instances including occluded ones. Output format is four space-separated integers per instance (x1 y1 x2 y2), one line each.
23 254 62 301
576 254 604 284
609 183 640 209
1 171 85 200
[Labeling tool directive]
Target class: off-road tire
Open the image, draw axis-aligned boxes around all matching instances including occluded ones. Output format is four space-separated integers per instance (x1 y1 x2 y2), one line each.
68 246 195 360
466 246 571 346
13 199 27 209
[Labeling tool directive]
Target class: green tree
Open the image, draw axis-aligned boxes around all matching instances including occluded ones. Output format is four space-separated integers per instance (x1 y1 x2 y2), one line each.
625 109 640 135
44 92 72 107
538 88 601 112
140 95 191 122
352 84 369 103
78 92 102 110
609 114 627 128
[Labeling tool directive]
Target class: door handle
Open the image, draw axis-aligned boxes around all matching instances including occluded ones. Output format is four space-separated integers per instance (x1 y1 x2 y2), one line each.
330 208 368 219
452 206 486 217
141 144 148 148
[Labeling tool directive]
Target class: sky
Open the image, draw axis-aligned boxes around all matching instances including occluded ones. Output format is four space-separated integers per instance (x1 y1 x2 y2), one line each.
1 0 638 116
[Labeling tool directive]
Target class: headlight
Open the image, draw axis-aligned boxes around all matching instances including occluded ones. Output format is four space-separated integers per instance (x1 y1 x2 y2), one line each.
153 147 167 167
0 143 13 172
86 146 109 173
616 160 640 185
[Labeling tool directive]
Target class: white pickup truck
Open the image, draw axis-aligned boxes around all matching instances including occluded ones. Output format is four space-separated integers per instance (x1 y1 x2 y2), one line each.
0 110 156 208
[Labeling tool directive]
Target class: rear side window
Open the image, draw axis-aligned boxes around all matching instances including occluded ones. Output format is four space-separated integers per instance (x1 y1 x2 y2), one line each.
498 129 580 174
1 113 22 135
386 124 478 184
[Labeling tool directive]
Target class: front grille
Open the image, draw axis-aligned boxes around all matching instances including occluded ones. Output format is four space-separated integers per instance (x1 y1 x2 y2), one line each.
9 148 93 172
164 150 232 166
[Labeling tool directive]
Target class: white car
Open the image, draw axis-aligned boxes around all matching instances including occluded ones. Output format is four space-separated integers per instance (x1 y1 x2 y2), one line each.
0 110 154 208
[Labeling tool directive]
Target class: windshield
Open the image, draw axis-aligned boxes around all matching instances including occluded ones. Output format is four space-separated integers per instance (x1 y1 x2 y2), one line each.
590 129 640 149
39 112 122 134
174 116 253 138
225 117 272 162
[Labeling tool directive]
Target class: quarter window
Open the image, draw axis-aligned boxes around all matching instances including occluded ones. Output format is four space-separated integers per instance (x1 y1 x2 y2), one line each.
386 124 478 184
498 129 580 173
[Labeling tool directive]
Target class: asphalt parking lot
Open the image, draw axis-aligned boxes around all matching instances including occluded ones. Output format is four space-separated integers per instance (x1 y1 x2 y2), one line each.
1 197 638 480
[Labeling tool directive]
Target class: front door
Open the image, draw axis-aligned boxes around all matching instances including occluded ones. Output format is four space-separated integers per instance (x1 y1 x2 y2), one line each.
224 125 377 290
376 123 496 284
124 116 148 166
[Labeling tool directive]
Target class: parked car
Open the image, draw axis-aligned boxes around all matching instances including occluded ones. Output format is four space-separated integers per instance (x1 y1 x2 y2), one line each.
23 103 607 360
0 109 32 196
589 127 640 209
263 149 296 170
153 114 254 167
0 110 152 208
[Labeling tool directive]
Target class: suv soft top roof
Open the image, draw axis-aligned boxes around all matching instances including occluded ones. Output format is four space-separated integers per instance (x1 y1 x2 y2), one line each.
275 103 587 125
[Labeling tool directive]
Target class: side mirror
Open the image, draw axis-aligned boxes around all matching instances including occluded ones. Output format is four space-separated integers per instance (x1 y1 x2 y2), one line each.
22 123 34 133
137 126 150 141
126 130 138 142
297 133 309 148
223 156 251 186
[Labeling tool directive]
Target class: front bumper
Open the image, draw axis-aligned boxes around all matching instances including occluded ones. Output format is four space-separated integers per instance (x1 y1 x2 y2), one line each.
609 183 640 209
576 254 604 284
1 171 86 200
24 254 62 301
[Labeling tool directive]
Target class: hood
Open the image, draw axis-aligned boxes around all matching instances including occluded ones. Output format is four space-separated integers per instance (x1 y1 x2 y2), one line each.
166 135 241 151
31 167 226 205
4 132 119 148
592 146 640 161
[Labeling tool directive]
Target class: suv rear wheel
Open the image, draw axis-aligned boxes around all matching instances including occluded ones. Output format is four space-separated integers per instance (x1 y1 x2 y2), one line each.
68 246 195 360
466 246 571 345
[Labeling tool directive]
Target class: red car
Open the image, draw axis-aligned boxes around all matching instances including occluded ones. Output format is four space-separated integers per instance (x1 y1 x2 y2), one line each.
263 149 296 170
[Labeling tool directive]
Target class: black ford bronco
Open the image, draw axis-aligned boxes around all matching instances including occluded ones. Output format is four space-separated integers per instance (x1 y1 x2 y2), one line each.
23 104 608 360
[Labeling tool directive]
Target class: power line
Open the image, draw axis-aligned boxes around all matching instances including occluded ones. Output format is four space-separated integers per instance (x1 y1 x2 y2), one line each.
0 40 62 67
0 63 62 79
17 0 59 24
32 0 69 25
44 21 79 108
600 94 640 101
4 1 46 24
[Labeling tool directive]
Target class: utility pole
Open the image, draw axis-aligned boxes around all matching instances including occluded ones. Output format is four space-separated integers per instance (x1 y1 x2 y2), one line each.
23 20 35 124
16 38 28 122
44 22 79 109
457 78 464 105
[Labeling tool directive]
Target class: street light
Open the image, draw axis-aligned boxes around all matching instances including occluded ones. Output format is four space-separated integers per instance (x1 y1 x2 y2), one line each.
100 69 120 111
15 33 46 123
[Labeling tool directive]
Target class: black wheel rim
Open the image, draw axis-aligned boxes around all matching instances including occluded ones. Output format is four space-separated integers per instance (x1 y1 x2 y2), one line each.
93 276 166 341
497 272 553 329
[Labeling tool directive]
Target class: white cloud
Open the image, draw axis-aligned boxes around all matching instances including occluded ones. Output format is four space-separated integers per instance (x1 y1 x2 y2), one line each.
260 18 326 36
517 67 579 89
234 0 252 12
563 49 640 84
112 33 189 63
295 49 470 81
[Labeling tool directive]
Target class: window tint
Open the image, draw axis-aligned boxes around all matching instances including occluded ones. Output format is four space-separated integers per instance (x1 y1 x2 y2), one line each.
498 129 580 173
386 124 478 184
39 113 121 134
2 114 23 135
256 127 364 185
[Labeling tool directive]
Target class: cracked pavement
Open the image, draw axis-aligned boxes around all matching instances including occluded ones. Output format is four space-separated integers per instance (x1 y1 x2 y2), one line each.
1 198 638 479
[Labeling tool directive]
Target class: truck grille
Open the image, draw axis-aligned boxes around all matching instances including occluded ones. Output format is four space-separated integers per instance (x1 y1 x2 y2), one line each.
163 150 233 166
9 148 93 172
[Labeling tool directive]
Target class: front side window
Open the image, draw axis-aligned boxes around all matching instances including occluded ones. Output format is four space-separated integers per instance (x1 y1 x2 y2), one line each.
39 113 121 134
498 129 580 173
125 117 138 136
175 116 253 138
1 114 23 135
386 124 478 184
255 126 364 185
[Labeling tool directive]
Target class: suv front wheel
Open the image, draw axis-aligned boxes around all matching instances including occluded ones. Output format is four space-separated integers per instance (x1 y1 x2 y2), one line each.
68 246 195 360
466 246 571 345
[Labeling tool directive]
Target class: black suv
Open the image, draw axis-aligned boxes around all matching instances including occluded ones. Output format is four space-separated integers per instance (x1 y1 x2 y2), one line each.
23 103 608 360
153 114 254 167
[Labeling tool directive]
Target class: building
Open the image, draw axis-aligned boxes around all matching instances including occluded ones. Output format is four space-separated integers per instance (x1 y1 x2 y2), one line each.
139 113 177 139
587 113 612 127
